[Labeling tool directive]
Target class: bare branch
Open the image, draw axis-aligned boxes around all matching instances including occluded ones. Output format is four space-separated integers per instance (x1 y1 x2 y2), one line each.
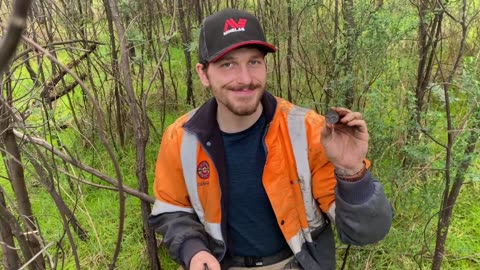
12 39 104 63
419 127 447 149
18 242 55 270
12 129 155 204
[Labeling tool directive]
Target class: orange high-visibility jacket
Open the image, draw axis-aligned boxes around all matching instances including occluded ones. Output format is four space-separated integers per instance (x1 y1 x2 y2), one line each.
149 92 393 270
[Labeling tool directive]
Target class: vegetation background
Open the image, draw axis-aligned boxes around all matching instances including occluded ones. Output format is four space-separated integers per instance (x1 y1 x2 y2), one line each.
0 0 479 269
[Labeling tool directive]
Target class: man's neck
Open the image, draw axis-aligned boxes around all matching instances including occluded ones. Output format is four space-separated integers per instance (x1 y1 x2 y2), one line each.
217 104 263 133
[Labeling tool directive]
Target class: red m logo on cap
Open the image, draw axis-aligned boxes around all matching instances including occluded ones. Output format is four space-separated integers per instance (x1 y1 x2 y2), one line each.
224 18 247 32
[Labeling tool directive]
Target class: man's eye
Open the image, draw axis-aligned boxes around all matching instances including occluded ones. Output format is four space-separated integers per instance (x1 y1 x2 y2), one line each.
250 59 263 65
221 62 233 68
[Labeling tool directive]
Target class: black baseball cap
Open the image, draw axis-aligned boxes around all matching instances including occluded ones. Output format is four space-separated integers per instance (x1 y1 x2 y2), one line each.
198 9 276 63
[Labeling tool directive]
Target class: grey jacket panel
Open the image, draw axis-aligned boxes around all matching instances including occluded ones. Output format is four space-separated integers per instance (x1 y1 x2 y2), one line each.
294 172 392 270
295 220 336 270
334 173 394 245
149 212 227 269
148 212 210 268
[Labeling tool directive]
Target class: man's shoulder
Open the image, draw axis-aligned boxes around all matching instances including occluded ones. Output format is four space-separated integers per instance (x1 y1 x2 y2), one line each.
273 97 319 118
162 109 197 139
271 98 324 130
169 111 194 129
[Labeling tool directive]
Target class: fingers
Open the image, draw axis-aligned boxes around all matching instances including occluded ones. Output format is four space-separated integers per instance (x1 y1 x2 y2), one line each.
190 251 221 270
325 107 368 135
344 119 368 133
329 107 363 124
330 107 353 117
340 112 363 123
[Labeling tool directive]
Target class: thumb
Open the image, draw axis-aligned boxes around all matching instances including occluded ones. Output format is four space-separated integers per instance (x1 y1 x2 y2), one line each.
321 122 333 141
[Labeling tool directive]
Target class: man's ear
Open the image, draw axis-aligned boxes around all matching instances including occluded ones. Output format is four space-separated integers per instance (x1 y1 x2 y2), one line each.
195 63 210 87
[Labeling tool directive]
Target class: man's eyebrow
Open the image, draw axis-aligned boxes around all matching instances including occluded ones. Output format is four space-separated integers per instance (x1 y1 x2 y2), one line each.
250 51 266 58
217 51 264 62
218 55 235 61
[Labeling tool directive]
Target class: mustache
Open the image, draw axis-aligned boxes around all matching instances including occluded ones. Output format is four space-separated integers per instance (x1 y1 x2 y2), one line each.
226 83 261 91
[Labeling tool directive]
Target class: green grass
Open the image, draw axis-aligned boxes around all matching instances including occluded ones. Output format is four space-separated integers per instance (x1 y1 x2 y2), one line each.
339 180 480 270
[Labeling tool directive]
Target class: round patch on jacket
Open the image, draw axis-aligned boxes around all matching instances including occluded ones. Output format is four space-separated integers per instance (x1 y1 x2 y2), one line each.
197 161 210 179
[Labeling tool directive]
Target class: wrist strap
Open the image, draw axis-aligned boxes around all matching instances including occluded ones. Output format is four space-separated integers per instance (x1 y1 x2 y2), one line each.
335 162 367 182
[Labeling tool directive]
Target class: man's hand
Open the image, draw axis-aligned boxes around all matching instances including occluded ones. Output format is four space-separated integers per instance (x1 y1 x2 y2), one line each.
321 107 369 175
189 251 220 270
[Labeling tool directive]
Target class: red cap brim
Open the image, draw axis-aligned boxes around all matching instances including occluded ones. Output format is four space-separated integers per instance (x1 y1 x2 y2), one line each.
209 41 277 63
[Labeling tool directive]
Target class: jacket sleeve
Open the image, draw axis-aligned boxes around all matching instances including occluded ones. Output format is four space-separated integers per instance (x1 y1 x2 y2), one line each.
149 213 210 268
334 172 393 245
149 124 210 268
305 112 393 245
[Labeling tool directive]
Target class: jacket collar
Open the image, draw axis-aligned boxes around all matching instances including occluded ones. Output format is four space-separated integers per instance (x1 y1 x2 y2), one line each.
183 91 277 143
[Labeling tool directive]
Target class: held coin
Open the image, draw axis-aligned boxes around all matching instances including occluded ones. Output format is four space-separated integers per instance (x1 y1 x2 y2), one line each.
326 109 340 124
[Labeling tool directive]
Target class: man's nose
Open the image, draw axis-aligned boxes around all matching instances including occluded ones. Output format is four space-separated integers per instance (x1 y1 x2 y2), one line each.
236 65 253 85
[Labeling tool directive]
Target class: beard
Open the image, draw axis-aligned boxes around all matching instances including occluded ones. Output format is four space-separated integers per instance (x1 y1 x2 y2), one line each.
224 99 260 116
215 83 264 116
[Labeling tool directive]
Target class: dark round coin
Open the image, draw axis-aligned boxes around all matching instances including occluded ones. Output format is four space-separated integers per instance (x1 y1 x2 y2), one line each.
326 109 340 124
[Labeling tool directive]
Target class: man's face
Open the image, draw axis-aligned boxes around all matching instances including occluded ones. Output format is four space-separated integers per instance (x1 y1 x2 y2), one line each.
196 47 267 116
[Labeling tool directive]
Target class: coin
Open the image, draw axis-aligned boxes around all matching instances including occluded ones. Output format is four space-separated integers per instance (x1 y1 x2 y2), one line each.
326 109 340 124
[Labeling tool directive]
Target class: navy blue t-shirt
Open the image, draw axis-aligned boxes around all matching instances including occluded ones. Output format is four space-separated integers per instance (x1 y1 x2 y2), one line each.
222 115 289 257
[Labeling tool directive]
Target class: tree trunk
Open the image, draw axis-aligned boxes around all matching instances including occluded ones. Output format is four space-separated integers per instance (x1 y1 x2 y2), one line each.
325 0 339 112
194 0 203 24
0 187 22 270
263 0 282 98
286 0 293 102
0 0 33 74
0 97 46 269
431 1 468 268
107 0 161 268
342 0 356 109
159 13 179 108
432 110 480 269
0 197 37 270
414 0 442 125
103 0 125 148
177 0 195 107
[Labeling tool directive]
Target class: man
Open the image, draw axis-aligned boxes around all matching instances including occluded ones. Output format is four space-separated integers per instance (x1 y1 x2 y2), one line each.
149 8 393 270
